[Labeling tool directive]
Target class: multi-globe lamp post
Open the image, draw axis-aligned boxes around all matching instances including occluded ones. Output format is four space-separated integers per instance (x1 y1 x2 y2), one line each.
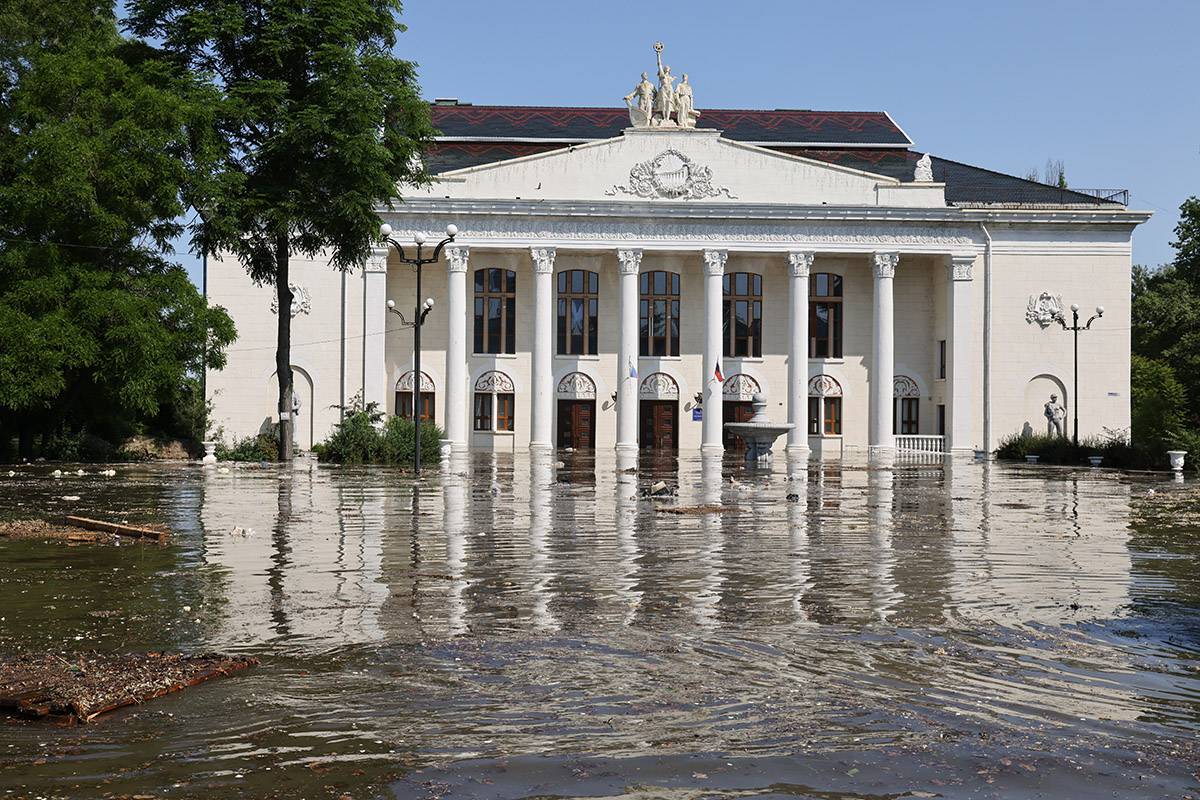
1054 302 1104 460
379 222 457 475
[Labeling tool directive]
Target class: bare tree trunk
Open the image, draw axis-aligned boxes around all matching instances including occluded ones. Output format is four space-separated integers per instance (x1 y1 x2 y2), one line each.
275 233 294 462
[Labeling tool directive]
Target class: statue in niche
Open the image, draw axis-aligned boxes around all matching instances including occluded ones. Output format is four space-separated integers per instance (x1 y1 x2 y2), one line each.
624 71 655 128
1044 393 1066 437
675 74 698 128
653 42 677 125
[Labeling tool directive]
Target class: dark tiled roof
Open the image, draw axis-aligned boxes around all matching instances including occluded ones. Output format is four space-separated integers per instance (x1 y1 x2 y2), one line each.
429 105 912 146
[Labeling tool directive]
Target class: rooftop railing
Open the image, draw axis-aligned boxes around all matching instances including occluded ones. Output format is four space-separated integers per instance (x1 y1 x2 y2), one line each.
951 187 1128 208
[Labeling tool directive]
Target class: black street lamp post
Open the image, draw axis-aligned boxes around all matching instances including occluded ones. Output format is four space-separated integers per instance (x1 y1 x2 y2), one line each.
380 222 457 475
1055 302 1104 460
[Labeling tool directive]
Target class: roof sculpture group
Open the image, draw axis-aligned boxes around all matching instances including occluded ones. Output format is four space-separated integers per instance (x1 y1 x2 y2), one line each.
624 43 699 129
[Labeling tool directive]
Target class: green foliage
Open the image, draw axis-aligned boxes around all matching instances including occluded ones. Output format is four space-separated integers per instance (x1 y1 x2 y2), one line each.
126 0 437 458
994 429 1188 471
0 0 235 458
316 398 442 465
1131 355 1187 448
216 429 280 462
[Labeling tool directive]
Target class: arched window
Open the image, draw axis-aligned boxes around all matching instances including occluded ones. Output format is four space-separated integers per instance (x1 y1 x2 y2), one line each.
395 371 435 423
809 273 843 358
893 375 920 435
557 269 599 355
808 374 843 436
723 272 762 357
473 371 515 432
640 270 680 357
474 268 516 354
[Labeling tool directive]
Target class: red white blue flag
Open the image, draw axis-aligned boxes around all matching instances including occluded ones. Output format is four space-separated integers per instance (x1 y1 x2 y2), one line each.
629 357 638 380
714 361 724 382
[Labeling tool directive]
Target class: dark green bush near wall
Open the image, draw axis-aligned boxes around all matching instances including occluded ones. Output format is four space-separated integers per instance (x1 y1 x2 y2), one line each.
314 402 443 466
995 431 1195 471
217 428 280 462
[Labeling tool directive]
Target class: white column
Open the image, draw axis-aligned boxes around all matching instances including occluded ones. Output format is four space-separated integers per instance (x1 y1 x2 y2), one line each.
947 255 975 453
870 252 899 451
444 245 470 449
362 246 389 412
787 251 813 451
616 248 642 452
530 247 556 450
702 249 727 452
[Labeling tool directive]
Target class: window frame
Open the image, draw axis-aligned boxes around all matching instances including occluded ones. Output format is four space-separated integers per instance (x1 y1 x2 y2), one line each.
937 339 947 380
808 396 842 436
722 272 763 358
557 269 600 356
395 391 435 424
473 268 517 355
639 270 680 357
809 273 844 359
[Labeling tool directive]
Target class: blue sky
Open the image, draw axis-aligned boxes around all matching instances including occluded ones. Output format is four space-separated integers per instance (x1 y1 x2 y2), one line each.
179 0 1197 285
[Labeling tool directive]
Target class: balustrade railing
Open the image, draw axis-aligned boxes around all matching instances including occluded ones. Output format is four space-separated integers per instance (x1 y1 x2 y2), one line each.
896 435 945 454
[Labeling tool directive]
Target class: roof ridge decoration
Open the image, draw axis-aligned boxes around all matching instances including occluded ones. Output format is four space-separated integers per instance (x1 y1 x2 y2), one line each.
605 149 738 200
624 43 700 129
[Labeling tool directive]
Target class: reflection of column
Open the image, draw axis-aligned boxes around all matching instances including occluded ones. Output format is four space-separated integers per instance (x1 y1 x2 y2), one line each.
529 451 558 630
702 249 727 451
615 448 641 624
363 246 389 410
696 451 725 626
947 255 975 453
786 450 813 623
443 453 469 636
530 248 556 449
617 249 642 452
444 246 470 448
867 450 899 620
787 252 813 451
870 252 898 451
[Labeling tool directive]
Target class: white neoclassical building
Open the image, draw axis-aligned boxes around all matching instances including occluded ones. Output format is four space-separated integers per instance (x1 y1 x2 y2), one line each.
206 66 1149 457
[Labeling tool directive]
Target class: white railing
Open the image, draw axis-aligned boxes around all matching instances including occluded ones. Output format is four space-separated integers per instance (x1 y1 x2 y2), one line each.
895 435 945 454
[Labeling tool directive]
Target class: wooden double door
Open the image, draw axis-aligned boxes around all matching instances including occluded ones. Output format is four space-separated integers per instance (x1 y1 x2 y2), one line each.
640 400 678 450
723 400 754 453
557 400 595 449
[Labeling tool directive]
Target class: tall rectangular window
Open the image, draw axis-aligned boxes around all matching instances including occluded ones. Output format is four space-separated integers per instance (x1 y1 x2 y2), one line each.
639 271 680 357
937 404 946 435
723 272 762 358
938 339 947 380
473 393 493 431
808 397 842 435
557 269 599 355
809 273 843 358
474 268 516 354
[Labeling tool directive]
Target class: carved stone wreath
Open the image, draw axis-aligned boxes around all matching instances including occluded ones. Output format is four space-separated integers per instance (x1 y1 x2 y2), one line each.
722 373 761 401
271 283 311 317
808 374 843 397
607 150 737 200
639 372 679 400
893 375 920 398
556 372 596 399
1026 292 1064 327
397 371 435 393
474 370 515 393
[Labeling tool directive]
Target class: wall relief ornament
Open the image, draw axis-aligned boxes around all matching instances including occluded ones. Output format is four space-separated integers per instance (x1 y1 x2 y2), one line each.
722 373 761 400
808 374 843 397
397 371 435 392
474 370 515 393
606 150 737 200
1026 292 1065 327
556 372 597 399
639 372 680 400
893 375 920 398
271 283 311 317
948 257 974 281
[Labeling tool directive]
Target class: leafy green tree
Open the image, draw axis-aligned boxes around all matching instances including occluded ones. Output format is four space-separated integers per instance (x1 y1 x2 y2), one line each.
126 0 436 460
0 0 235 458
1130 354 1186 447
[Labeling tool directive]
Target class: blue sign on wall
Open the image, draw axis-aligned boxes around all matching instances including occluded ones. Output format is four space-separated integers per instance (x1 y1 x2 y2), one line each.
692 408 703 421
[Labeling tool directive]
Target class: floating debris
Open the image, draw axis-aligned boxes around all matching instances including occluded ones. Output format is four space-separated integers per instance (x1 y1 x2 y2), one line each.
0 651 258 724
66 517 166 543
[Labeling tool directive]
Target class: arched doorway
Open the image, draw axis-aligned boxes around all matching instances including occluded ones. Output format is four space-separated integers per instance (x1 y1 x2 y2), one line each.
639 372 679 450
556 371 597 449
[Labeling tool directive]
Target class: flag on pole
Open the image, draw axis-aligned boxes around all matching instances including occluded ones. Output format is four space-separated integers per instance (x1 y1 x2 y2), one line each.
714 361 724 382
629 357 638 380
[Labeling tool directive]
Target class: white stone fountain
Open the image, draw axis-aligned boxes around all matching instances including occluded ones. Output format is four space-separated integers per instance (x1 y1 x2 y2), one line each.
723 393 795 464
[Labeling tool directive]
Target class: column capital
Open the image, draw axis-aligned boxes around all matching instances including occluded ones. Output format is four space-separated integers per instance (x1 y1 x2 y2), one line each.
703 249 728 276
445 244 470 274
617 248 643 275
871 252 899 279
365 246 389 274
787 251 814 278
530 246 556 275
948 254 975 281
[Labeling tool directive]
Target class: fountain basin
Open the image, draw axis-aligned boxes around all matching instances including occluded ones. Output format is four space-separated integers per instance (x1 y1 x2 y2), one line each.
724 393 795 464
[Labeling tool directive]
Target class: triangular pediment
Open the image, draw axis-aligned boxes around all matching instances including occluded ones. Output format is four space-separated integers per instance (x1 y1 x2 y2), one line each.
407 128 945 208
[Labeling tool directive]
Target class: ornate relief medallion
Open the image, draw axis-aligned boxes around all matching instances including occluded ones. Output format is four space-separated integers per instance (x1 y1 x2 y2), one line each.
1026 292 1064 327
893 375 920 398
607 150 737 200
808 374 843 397
722 373 761 401
639 372 680 399
271 283 311 317
474 370 515 393
556 372 596 399
397 371 435 392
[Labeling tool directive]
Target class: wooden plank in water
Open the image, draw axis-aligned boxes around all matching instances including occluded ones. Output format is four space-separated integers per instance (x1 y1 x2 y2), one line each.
65 517 166 542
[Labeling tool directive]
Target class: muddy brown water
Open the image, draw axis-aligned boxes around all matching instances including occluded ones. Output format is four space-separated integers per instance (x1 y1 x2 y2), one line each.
0 451 1197 799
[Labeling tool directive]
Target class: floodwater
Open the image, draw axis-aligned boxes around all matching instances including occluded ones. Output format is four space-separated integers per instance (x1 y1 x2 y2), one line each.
1 450 1198 800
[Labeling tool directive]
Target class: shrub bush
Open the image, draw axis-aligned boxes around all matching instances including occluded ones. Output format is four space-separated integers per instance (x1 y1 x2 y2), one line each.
316 399 443 466
216 428 280 462
994 428 1194 471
